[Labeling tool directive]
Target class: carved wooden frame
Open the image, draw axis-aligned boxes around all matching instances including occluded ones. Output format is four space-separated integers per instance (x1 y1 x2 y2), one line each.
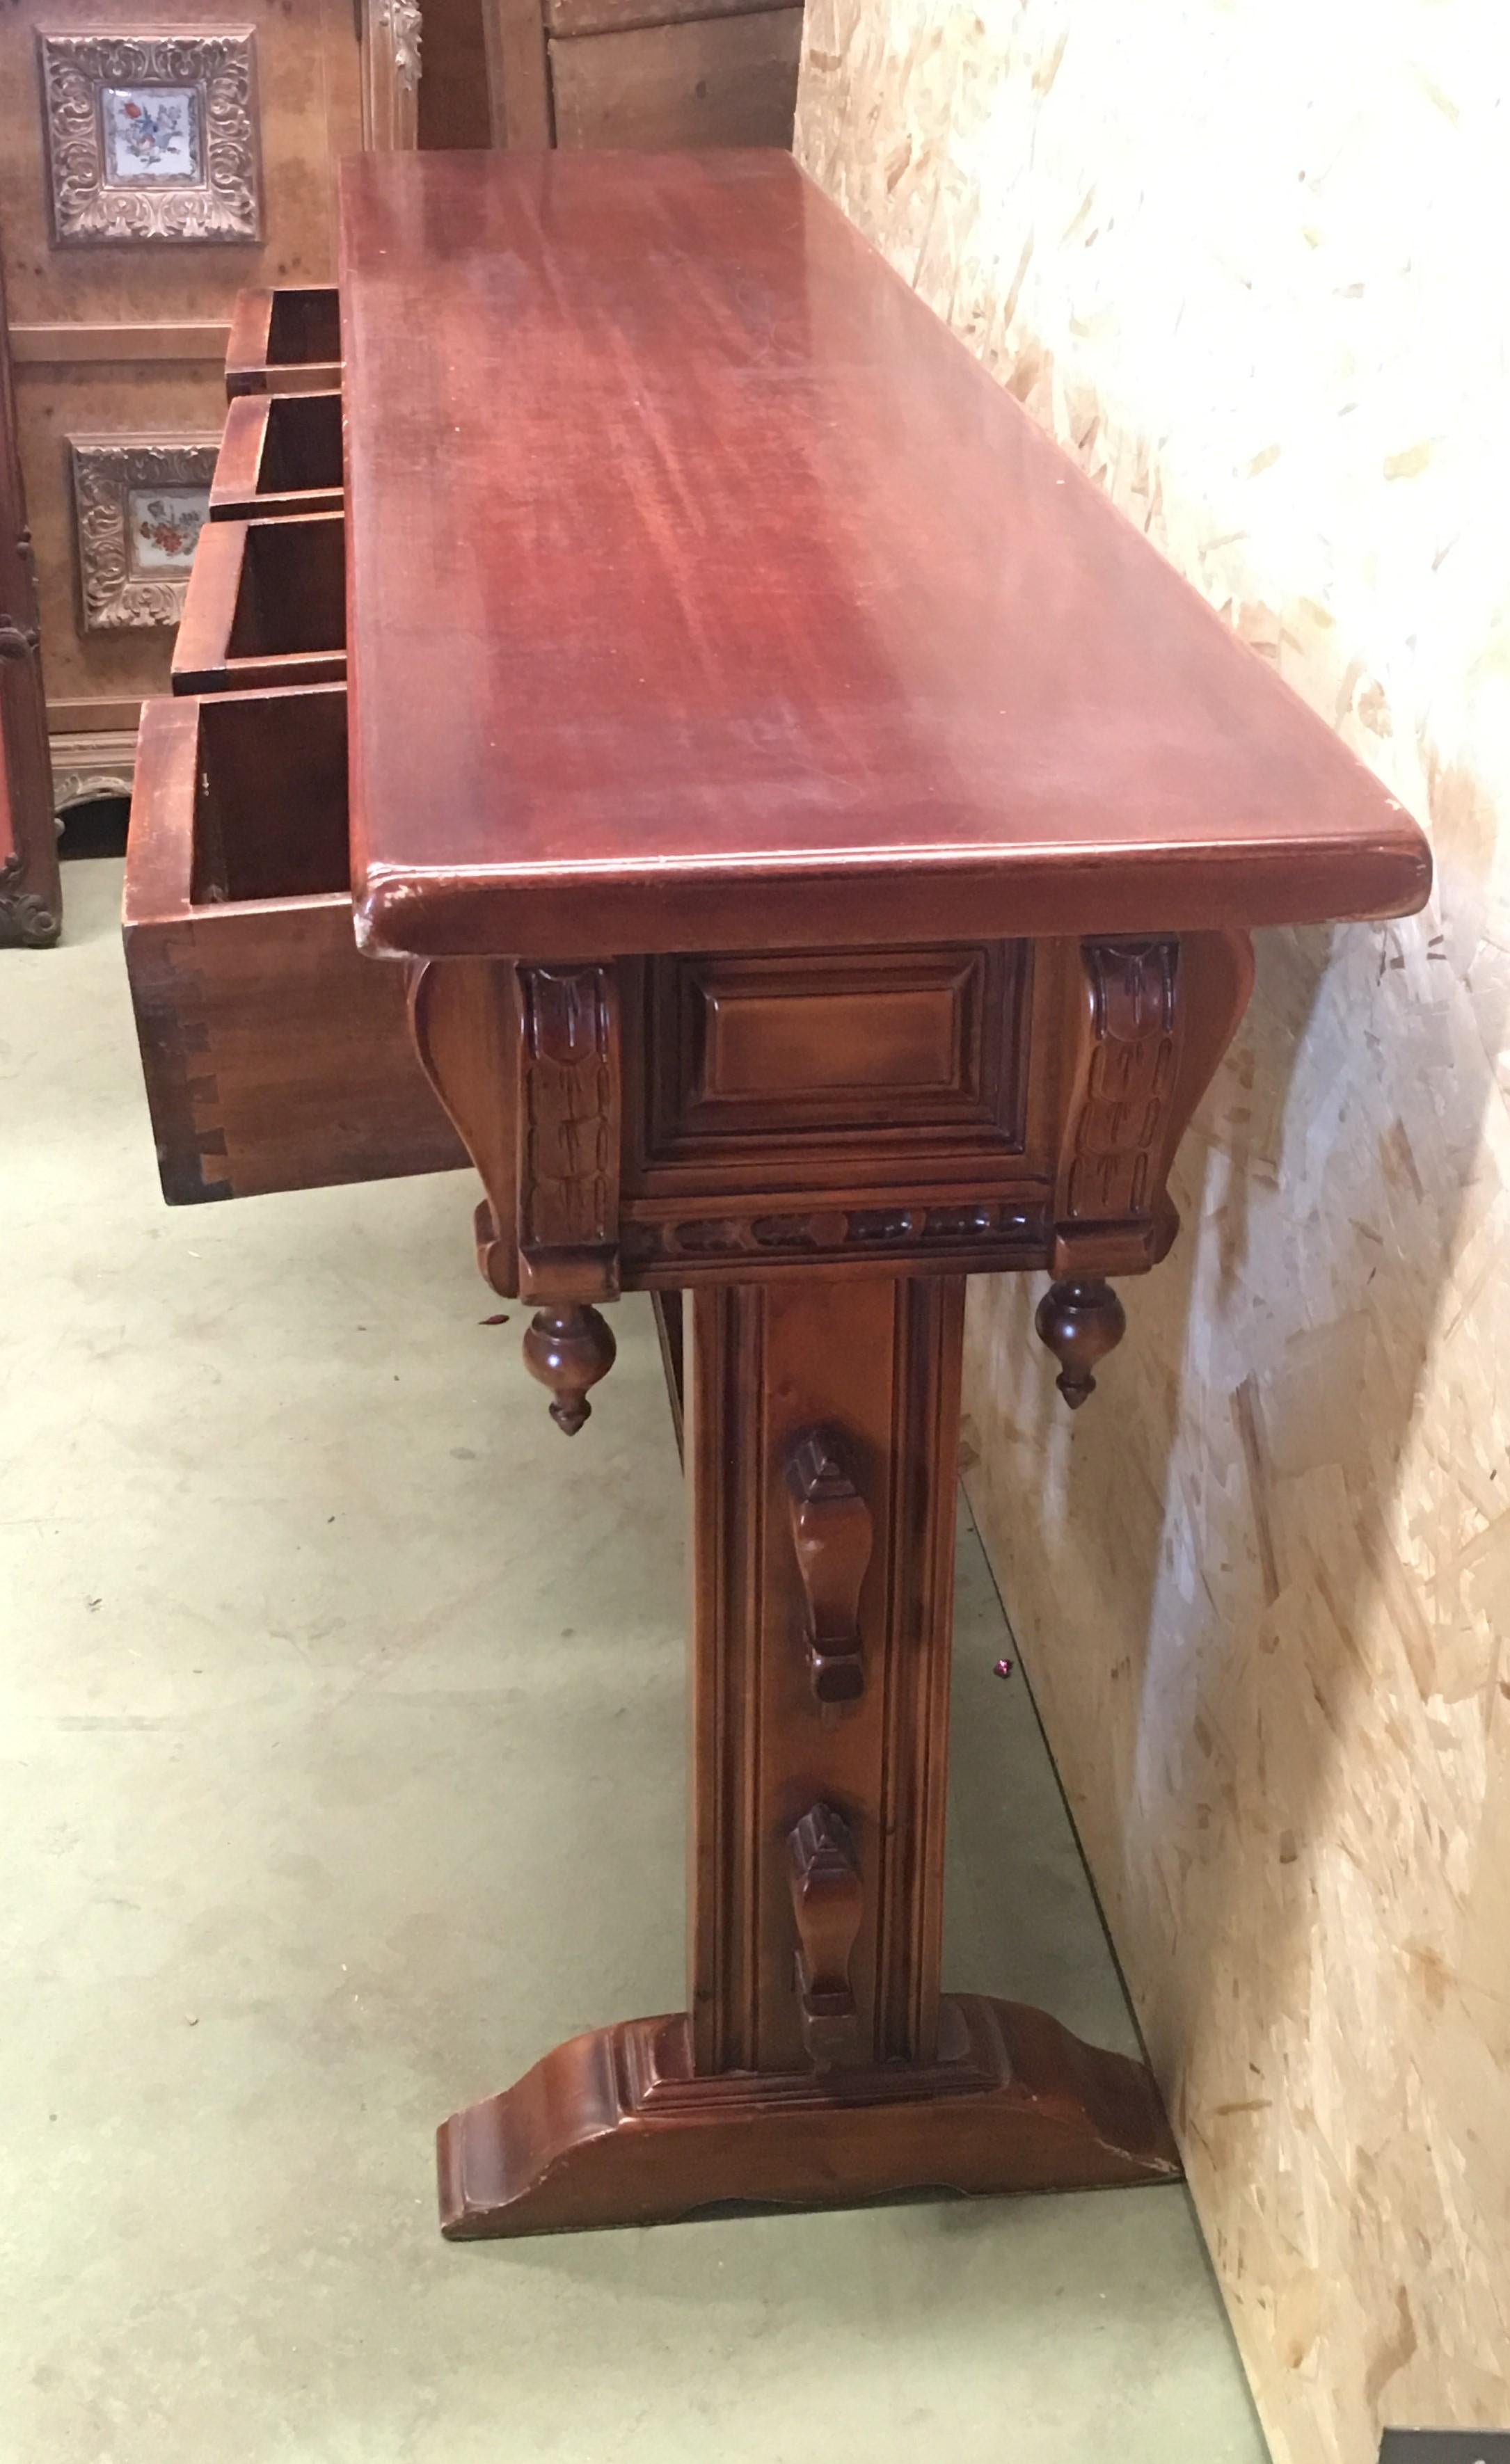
70 434 219 631
50 729 138 816
361 0 423 150
39 30 262 245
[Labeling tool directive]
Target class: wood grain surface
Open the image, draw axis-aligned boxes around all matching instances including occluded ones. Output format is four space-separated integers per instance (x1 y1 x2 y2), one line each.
338 150 1427 962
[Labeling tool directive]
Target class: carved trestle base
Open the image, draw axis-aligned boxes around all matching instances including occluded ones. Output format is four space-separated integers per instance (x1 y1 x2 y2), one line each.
429 1271 1182 2239
404 937 1261 2238
438 1997 1179 2238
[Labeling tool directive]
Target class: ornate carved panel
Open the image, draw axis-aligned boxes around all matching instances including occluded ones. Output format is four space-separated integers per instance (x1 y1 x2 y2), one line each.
621 1196 1047 1282
39 32 263 246
1065 939 1179 1220
516 961 621 1300
71 435 218 631
787 1803 865 2069
625 941 1034 1197
363 0 423 150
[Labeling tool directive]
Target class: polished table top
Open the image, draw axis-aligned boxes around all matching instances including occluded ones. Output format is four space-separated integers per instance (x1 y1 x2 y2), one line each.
339 150 1428 961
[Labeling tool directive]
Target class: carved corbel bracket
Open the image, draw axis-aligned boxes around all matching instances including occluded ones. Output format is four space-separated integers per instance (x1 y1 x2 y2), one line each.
410 957 623 1433
516 962 621 1303
1058 938 1181 1242
785 1428 872 1709
787 1803 864 2071
1040 931 1254 1402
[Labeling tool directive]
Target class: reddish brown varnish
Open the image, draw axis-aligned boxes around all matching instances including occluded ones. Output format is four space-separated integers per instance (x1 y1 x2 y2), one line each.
122 177 1431 2239
208 392 344 525
339 151 1426 963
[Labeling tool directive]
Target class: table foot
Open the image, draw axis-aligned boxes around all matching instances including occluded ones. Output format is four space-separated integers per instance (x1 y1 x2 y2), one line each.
436 1993 1179 2239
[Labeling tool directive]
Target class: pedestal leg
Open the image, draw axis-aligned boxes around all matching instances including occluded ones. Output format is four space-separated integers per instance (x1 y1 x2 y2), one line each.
438 1272 1178 2237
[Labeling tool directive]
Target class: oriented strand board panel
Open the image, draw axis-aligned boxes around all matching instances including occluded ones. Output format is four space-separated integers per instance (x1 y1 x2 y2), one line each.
551 10 802 149
797 7 1510 2463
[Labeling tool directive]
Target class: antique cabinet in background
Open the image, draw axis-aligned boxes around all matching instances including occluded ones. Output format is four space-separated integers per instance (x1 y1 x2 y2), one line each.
0 0 383 842
0 0 800 942
0 253 60 947
485 0 800 152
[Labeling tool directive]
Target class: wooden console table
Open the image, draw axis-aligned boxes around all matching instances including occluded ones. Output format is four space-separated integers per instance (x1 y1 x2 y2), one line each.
125 150 1429 2238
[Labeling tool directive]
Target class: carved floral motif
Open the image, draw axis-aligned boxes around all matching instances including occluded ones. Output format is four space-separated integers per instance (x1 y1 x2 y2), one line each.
0 853 61 950
71 438 218 632
376 0 423 95
40 33 262 244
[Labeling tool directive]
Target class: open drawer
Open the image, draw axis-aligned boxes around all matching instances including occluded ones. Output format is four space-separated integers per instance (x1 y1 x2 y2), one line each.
125 686 466 1203
173 513 347 695
225 287 342 399
210 391 343 522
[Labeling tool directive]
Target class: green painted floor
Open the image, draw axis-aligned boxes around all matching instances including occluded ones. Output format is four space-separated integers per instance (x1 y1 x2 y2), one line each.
0 858 1268 2463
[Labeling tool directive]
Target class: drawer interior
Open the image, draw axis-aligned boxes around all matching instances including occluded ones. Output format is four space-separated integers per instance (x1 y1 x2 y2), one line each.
126 685 466 1204
258 391 343 494
267 287 342 369
226 517 347 662
210 392 344 522
192 688 351 903
174 513 347 696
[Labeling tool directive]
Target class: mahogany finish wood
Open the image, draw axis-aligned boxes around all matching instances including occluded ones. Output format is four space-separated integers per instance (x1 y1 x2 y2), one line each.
172 513 347 696
1035 1279 1128 1409
521 1300 617 1433
339 152 1426 963
225 287 342 401
786 1428 872 1709
650 1290 685 1457
438 1997 1178 2237
209 392 344 524
786 1802 865 2069
122 150 1433 2245
123 686 463 1203
436 1267 1180 2231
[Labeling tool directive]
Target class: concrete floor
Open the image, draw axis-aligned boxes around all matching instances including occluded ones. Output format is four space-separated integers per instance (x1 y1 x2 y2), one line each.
1 857 1269 2464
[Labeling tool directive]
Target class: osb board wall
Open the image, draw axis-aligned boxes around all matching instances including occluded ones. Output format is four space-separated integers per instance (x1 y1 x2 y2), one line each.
797 8 1509 2463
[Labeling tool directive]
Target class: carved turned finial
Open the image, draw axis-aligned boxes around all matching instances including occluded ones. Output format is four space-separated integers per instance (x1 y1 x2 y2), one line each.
522 1303 617 1435
1035 1278 1127 1409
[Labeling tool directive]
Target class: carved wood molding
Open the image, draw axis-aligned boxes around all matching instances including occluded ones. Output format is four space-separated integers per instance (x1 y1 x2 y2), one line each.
0 851 61 948
51 728 136 815
690 1278 964 2079
517 962 621 1302
623 1196 1046 1272
1065 939 1179 1222
787 1804 864 2071
786 1429 871 1709
362 0 423 149
40 32 262 246
71 436 219 632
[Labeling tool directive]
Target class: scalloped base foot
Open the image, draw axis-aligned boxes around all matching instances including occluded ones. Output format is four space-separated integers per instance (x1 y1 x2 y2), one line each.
437 1993 1180 2239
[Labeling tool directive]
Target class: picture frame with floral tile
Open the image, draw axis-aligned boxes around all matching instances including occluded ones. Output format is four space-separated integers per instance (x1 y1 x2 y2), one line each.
71 436 219 630
39 31 262 244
